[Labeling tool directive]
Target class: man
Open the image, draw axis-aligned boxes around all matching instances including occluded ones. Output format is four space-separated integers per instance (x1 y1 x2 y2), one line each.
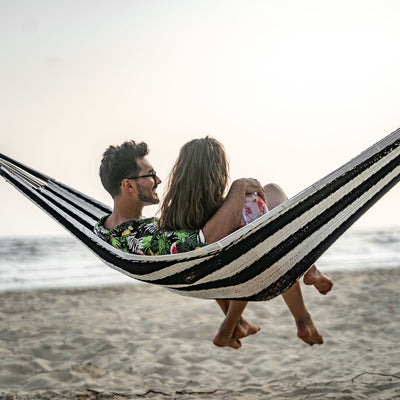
95 140 333 348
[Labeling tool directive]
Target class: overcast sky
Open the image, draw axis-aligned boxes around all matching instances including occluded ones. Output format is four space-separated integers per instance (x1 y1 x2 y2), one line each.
0 0 399 237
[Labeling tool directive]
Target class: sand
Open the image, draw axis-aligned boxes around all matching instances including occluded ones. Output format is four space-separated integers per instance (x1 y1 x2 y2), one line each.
0 267 399 400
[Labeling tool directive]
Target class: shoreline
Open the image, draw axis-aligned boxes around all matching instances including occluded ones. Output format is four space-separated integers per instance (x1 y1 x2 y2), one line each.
1 263 399 296
1 268 399 399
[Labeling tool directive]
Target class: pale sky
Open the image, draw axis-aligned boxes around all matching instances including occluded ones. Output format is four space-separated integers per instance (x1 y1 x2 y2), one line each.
0 0 399 237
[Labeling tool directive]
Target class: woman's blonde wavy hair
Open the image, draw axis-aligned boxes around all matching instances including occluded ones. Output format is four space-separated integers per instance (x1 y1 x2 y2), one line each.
159 137 229 231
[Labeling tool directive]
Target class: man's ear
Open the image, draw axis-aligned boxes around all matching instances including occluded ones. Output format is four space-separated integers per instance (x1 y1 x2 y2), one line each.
120 179 136 192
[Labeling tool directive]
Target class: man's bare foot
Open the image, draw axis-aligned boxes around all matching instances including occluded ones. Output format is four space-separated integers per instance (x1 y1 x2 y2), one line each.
213 331 242 349
233 317 261 339
303 265 333 295
296 313 324 346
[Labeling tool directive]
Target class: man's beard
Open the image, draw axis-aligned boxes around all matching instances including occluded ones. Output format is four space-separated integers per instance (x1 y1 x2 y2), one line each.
137 184 159 205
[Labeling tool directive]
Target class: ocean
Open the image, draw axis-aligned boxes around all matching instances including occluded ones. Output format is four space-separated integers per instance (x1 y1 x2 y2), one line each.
0 227 399 292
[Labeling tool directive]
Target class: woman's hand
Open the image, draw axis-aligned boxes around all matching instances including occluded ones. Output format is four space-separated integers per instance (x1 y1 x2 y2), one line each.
202 177 266 244
230 178 266 202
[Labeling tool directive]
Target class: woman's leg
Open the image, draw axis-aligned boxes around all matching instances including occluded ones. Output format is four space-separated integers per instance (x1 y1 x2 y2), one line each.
215 300 260 340
216 299 229 314
303 265 333 294
281 282 323 345
263 183 333 294
212 300 249 349
263 183 328 345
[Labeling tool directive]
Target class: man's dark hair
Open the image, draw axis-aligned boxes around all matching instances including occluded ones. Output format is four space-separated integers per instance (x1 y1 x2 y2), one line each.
99 140 149 198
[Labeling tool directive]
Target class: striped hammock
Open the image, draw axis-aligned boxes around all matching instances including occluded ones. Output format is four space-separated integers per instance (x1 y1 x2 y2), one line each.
1 129 399 301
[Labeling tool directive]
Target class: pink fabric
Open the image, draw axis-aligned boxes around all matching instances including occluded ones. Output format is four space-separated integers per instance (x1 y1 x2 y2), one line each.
239 193 268 228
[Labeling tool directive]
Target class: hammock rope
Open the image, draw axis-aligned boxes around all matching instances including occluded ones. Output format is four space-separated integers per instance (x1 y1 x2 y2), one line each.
1 129 399 301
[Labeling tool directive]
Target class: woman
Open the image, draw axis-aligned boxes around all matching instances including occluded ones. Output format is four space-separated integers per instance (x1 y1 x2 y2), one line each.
159 137 332 349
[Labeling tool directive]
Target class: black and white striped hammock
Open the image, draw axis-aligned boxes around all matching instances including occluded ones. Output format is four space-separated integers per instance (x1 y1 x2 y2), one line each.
1 129 399 301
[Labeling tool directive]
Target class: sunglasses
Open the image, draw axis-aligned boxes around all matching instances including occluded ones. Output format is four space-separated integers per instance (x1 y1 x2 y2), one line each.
125 171 158 183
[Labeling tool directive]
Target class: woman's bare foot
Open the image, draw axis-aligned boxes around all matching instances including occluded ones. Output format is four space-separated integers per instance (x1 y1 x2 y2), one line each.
233 317 261 339
303 265 333 295
213 331 242 349
296 313 324 346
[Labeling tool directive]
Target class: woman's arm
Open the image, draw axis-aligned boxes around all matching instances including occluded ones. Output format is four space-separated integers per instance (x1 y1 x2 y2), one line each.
202 178 265 244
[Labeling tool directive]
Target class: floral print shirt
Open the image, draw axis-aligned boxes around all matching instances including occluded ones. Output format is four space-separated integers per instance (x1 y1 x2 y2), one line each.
94 216 206 255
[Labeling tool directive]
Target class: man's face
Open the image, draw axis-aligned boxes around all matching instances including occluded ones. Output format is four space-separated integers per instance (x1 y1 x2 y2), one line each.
134 157 161 205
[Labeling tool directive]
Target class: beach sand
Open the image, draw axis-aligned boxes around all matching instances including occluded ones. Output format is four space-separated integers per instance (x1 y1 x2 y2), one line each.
0 268 399 400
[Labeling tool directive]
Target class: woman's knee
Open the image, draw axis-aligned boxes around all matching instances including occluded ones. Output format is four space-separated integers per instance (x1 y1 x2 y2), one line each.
263 183 288 210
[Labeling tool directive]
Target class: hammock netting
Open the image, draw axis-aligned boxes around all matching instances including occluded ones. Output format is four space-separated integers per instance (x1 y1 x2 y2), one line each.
1 128 399 301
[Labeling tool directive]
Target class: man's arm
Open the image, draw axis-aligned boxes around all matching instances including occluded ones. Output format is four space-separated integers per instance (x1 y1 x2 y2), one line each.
202 178 265 244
